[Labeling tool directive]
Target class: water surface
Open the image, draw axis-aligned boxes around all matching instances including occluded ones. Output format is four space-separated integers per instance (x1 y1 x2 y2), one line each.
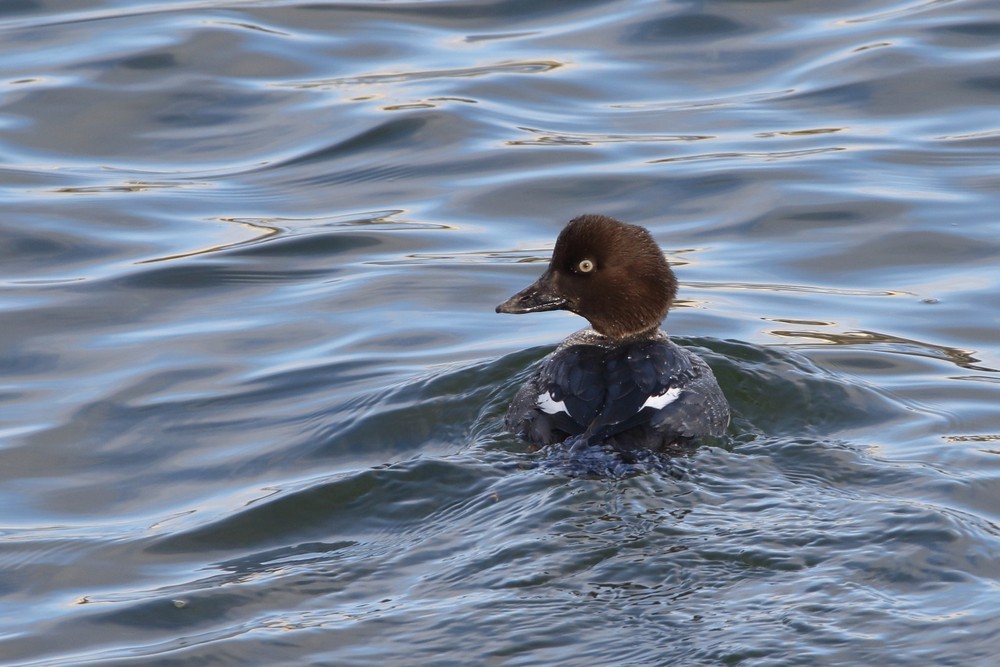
1 0 999 664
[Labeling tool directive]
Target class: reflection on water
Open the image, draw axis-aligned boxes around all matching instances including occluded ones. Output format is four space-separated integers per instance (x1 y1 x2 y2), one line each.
770 328 994 372
287 60 565 89
0 0 998 664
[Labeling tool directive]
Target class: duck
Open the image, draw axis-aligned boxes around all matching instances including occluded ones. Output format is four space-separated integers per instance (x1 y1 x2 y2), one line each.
496 214 729 453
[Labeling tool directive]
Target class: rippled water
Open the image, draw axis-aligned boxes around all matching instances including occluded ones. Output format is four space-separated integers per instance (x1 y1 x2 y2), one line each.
2 0 999 664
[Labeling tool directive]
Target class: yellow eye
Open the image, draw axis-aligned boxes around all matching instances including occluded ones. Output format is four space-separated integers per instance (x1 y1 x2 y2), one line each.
577 259 595 273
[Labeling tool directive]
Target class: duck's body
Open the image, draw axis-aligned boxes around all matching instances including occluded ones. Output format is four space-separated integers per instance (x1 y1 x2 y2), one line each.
505 328 729 450
497 215 729 452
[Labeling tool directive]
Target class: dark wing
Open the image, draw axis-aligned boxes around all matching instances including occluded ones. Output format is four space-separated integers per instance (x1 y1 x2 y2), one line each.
541 345 606 426
531 340 696 446
647 347 730 440
587 340 694 442
505 344 607 445
505 339 729 449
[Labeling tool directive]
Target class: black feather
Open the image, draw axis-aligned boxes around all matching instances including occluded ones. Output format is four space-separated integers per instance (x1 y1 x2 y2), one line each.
505 330 728 451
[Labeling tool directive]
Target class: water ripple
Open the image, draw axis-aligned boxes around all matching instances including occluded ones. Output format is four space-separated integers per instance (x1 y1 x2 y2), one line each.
1 0 998 664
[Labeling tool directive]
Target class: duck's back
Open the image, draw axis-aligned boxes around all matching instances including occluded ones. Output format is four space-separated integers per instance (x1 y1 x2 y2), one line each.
506 329 729 451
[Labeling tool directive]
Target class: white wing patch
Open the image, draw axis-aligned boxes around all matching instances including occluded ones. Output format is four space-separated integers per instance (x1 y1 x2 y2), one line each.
537 391 568 415
641 386 682 411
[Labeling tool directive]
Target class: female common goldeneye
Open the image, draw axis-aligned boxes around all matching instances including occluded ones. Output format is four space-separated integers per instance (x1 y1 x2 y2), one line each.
497 214 729 452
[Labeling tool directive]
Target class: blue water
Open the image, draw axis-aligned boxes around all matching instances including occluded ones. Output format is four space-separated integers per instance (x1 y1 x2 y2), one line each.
2 1 999 664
